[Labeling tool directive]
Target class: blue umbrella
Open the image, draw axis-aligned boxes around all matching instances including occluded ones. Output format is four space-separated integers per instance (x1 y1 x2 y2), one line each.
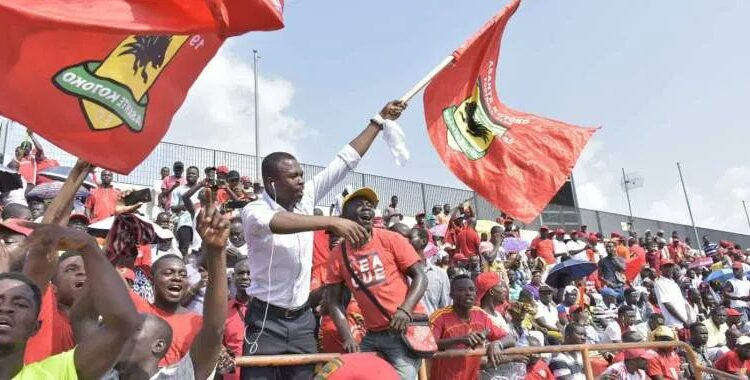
703 268 750 283
545 259 597 289
502 237 529 253
38 166 97 188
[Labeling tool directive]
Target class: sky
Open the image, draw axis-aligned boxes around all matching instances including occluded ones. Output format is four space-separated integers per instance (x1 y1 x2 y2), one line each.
166 0 750 234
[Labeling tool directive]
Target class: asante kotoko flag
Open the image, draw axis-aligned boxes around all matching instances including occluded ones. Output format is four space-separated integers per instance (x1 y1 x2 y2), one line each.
423 0 596 222
0 1 283 174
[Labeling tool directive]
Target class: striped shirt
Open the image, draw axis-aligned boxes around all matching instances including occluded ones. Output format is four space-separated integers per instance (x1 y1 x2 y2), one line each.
549 352 585 380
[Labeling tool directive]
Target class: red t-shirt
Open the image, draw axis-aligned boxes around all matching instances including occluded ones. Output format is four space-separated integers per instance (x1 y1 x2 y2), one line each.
530 238 555 265
526 359 555 380
23 287 75 364
311 230 331 291
715 350 750 374
646 352 682 380
456 228 480 257
85 187 121 222
429 306 507 380
131 291 203 366
223 299 248 380
35 158 59 184
325 228 425 331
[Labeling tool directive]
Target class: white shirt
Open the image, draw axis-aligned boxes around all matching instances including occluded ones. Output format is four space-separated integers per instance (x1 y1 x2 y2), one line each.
241 145 361 308
102 351 214 380
654 276 688 328
602 320 623 343
566 239 588 261
600 361 649 380
535 300 559 328
4 176 27 207
727 278 750 308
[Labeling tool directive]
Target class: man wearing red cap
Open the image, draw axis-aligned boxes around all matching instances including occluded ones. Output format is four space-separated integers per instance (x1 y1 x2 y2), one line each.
715 335 750 376
552 228 569 261
600 348 655 379
725 262 750 323
566 231 588 261
530 226 555 266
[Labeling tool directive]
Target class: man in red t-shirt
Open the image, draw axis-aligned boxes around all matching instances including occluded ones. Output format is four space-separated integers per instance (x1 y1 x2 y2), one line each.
647 326 684 380
715 336 750 376
223 258 251 380
430 275 512 380
530 226 556 265
85 169 121 222
456 219 481 257
325 187 427 380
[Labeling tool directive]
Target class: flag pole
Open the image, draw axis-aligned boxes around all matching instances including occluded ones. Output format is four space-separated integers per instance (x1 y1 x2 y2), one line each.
253 49 261 182
676 162 701 249
621 168 634 232
742 200 750 232
399 55 455 103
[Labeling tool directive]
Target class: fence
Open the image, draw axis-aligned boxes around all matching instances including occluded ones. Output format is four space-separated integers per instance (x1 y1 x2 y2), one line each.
2 118 750 246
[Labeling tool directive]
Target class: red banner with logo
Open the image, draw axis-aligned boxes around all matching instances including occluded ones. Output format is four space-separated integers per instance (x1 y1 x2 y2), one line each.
423 0 597 222
0 1 283 174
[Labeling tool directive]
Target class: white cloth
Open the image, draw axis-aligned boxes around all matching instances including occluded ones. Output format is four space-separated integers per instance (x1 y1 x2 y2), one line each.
654 276 689 328
535 301 559 328
595 242 607 259
185 263 206 315
241 145 361 309
4 176 27 207
553 239 569 259
566 240 588 261
727 278 750 309
171 185 199 230
601 321 623 343
380 118 409 166
150 178 165 220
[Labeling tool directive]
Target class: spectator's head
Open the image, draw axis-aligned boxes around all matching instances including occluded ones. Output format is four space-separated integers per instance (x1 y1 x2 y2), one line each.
657 238 666 248
229 217 245 248
651 325 676 353
0 272 42 350
539 285 554 304
117 313 173 367
388 223 410 239
313 208 324 216
155 212 171 230
151 255 188 308
604 240 616 256
233 258 251 297
341 188 379 233
727 327 742 350
172 161 184 177
538 225 549 239
27 200 45 220
443 203 451 214
647 313 665 331
711 306 727 326
450 274 476 312
431 205 441 215
563 286 578 306
689 322 709 348
475 272 502 307
185 166 199 186
227 170 240 188
204 167 216 181
19 141 32 156
408 228 428 256
618 305 637 328
388 195 398 207
563 322 587 345
0 220 30 270
737 337 750 361
660 261 677 280
623 349 655 372
727 308 743 327
489 226 503 245
101 169 113 186
52 251 86 308
1 203 31 221
160 166 170 179
622 330 644 343
702 235 710 244
624 288 639 306
261 152 303 206
67 214 90 232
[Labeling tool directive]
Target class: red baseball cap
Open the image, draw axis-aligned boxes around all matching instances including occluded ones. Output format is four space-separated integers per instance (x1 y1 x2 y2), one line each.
623 348 658 360
453 253 468 261
555 228 565 235
0 218 32 236
569 230 579 236
316 353 399 380
611 232 622 239
539 225 550 231
216 165 229 174
475 272 501 305
727 308 742 317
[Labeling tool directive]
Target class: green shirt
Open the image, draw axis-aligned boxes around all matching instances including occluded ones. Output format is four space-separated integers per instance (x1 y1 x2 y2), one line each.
13 348 77 380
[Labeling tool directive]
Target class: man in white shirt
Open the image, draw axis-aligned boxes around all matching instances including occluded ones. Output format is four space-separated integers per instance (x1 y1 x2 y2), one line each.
654 261 689 329
566 231 589 261
240 101 406 380
552 228 569 261
170 166 200 255
725 261 750 323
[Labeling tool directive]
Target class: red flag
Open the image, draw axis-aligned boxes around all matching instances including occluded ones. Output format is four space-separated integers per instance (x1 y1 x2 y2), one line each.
423 0 597 223
0 1 283 174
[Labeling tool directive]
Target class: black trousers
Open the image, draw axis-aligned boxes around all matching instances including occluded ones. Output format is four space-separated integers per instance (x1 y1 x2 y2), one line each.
240 298 318 380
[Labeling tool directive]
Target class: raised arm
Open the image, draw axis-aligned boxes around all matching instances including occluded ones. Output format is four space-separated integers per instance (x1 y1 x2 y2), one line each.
190 190 230 380
22 230 58 294
27 130 46 160
349 101 406 156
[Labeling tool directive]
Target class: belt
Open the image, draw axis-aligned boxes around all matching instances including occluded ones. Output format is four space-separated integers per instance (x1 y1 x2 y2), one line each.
251 298 310 320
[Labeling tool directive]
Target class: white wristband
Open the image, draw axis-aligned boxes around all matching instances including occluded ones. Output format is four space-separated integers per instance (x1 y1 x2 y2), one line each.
371 114 386 127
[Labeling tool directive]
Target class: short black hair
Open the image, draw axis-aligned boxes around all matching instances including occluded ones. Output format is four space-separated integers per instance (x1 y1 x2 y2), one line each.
0 272 42 318
624 288 638 297
261 152 297 180
564 322 583 337
187 166 199 173
490 226 503 235
1 203 31 220
409 227 428 241
173 161 184 168
689 322 706 334
151 254 184 273
58 251 82 266
618 304 635 317
450 274 473 291
230 216 243 224
227 170 240 180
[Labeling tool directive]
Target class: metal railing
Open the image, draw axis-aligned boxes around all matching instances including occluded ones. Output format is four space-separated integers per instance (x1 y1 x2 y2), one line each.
234 341 743 380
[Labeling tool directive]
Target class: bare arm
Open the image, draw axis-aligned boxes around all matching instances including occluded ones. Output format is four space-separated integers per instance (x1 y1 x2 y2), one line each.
27 130 45 160
22 231 58 294
269 212 369 247
326 283 358 352
390 262 427 333
348 101 407 157
190 191 230 380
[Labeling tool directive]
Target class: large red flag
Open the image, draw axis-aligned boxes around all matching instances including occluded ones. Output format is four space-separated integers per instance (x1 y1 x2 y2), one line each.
0 1 283 174
423 0 597 223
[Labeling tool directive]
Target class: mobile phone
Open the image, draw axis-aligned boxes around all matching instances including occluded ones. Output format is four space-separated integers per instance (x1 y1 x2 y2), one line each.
123 188 152 205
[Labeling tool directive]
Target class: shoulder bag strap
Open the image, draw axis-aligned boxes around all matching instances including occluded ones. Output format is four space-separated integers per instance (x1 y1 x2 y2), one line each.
341 243 391 318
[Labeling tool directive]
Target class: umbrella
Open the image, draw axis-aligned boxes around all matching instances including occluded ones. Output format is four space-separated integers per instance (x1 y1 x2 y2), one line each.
27 181 89 200
545 259 598 289
88 214 173 242
429 224 447 237
703 268 750 283
38 166 97 188
502 237 529 253
0 165 23 193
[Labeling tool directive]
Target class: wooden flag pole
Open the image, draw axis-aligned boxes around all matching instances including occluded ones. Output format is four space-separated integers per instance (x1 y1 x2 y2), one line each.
41 159 92 225
399 55 455 103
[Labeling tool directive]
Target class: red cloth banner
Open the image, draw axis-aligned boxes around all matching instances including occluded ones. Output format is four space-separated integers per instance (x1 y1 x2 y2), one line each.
0 1 283 174
423 0 597 223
